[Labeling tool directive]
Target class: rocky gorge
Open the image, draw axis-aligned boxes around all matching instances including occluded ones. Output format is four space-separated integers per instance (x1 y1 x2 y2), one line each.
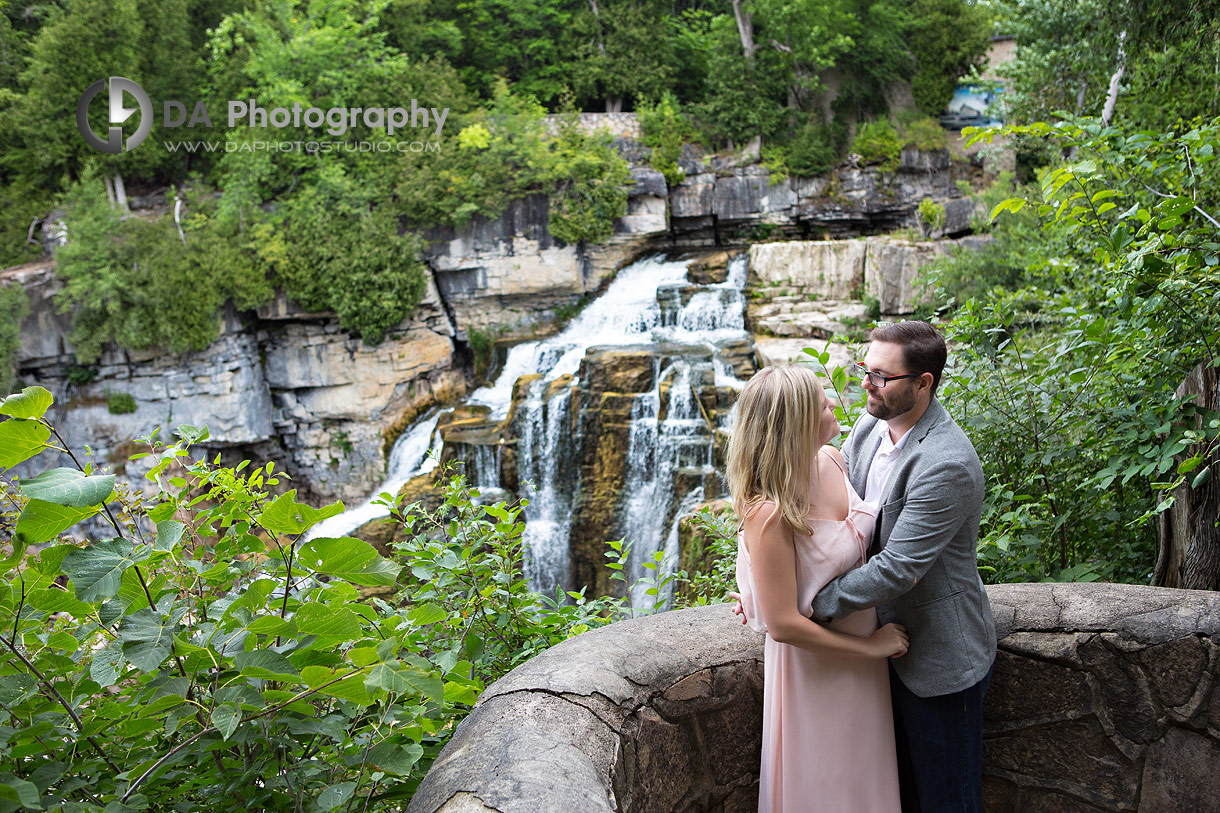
7 115 989 595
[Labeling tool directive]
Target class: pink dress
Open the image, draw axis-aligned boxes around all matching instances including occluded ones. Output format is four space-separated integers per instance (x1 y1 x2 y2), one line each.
735 463 901 813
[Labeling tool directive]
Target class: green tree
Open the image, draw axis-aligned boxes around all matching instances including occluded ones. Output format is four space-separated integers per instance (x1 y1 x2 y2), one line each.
907 0 989 115
5 0 200 191
942 116 1220 583
568 0 677 112
53 173 271 363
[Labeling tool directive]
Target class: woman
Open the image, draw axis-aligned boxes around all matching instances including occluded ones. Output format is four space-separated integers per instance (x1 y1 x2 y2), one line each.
730 363 907 813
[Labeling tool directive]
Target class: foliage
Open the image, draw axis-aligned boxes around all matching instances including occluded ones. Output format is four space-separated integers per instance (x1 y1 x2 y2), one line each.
53 175 272 364
465 326 500 382
566 0 676 110
671 505 738 607
939 115 1220 581
251 171 429 345
916 198 946 234
906 0 990 115
0 183 51 270
105 391 137 415
0 281 29 395
391 80 551 230
851 119 902 172
0 386 644 809
637 92 691 188
899 114 948 151
784 115 839 177
3 0 198 191
995 0 1220 130
545 111 633 246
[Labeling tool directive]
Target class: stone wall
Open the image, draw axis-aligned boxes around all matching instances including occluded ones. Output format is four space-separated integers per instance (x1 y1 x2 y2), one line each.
407 583 1220 813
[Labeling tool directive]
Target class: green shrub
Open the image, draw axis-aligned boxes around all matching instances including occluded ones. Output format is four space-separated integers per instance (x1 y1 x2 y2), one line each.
0 386 683 809
53 175 273 363
0 183 52 270
546 114 633 246
106 391 137 415
900 115 948 151
785 117 839 177
851 119 902 172
253 174 428 345
917 198 946 233
760 145 789 184
638 92 691 187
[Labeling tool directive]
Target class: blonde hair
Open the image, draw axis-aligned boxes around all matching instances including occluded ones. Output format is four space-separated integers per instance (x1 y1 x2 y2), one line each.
726 362 827 537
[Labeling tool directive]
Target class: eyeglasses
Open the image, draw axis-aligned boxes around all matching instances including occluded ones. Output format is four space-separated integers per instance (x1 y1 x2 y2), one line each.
852 362 922 389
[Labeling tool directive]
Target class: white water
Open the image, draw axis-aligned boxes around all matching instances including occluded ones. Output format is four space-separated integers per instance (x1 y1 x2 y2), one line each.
304 411 441 541
326 253 751 597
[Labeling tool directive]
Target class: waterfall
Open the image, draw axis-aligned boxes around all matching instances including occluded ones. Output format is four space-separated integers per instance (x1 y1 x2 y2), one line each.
621 363 715 607
330 252 751 599
305 410 441 541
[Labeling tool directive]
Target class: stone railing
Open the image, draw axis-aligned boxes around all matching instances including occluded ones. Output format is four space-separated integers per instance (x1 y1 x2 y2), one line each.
407 583 1220 812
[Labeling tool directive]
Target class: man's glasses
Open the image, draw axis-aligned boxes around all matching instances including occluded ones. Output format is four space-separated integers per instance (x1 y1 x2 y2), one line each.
852 362 921 389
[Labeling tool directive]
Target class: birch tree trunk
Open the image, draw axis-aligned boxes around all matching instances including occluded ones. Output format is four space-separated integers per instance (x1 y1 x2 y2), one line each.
732 0 755 60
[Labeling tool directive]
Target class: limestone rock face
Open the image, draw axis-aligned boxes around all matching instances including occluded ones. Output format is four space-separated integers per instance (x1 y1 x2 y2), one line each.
408 584 1220 813
13 263 463 504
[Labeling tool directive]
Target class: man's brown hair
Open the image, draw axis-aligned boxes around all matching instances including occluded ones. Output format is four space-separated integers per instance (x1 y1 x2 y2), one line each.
869 320 947 394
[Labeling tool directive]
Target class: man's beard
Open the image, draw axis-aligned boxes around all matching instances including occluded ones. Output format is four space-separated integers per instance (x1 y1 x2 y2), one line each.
866 387 916 421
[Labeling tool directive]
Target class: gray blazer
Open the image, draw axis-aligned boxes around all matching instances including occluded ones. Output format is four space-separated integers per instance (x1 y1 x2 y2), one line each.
810 397 996 698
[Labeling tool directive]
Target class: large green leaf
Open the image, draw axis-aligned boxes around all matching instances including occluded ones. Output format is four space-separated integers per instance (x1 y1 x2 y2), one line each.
153 520 186 552
367 740 424 776
317 782 356 811
0 419 51 469
298 536 402 586
0 774 43 809
61 538 151 603
365 661 443 701
0 386 53 420
119 607 184 672
211 703 241 740
293 604 363 639
235 650 301 682
14 500 100 546
256 490 344 535
26 588 94 618
19 467 115 508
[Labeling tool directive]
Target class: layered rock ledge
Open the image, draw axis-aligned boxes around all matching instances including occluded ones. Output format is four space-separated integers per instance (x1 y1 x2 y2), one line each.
408 583 1220 813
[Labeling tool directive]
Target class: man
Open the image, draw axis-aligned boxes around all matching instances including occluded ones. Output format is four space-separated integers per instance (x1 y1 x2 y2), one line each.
812 320 996 811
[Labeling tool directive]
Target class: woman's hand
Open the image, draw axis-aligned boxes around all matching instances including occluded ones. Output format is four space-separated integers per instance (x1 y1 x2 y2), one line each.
729 591 748 625
868 623 909 658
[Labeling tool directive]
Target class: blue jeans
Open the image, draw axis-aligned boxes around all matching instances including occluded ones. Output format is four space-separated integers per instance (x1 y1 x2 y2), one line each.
889 660 993 813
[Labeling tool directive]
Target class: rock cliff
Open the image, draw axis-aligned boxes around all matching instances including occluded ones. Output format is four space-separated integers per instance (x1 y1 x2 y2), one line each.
9 125 981 519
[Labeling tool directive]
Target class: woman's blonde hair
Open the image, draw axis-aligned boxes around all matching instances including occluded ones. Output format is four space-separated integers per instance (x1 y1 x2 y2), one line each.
726 362 827 537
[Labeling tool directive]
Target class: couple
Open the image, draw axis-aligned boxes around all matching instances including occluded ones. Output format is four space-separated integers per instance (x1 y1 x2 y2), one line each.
730 321 996 812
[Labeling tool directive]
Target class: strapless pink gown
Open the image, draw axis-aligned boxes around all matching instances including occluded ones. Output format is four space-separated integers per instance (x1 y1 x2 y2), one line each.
735 467 900 813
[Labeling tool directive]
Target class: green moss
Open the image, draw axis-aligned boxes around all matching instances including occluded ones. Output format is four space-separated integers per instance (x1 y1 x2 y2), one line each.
106 391 137 415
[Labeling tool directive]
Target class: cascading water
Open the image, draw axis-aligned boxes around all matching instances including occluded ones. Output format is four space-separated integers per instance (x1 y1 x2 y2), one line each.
620 363 715 607
305 410 442 541
333 253 751 598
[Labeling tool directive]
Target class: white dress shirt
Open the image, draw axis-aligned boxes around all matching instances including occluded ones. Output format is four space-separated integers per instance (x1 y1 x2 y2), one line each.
863 421 910 506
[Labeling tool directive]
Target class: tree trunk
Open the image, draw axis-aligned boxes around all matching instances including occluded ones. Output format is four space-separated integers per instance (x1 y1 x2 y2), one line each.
1155 363 1220 590
732 0 755 60
113 171 129 212
605 96 623 113
1101 30 1127 126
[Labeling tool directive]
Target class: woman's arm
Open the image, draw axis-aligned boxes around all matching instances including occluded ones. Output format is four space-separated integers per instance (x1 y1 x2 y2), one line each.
745 502 907 659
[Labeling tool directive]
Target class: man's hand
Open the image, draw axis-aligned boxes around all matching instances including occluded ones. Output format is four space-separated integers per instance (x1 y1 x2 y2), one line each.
728 591 747 625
